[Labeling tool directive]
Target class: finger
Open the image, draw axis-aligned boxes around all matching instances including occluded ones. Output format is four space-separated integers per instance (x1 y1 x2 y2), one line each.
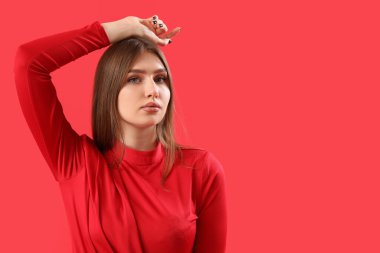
151 15 160 29
160 27 181 39
144 29 171 46
145 14 159 24
155 20 168 36
140 15 159 33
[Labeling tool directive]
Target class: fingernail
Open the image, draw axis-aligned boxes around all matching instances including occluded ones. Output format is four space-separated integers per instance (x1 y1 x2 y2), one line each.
153 16 157 20
153 21 157 24
159 24 163 27
168 39 172 44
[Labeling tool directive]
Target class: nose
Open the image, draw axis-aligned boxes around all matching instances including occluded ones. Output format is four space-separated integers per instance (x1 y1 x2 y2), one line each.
145 78 160 98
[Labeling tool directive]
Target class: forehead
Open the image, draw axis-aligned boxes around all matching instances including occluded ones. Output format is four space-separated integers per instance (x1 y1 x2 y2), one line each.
130 51 164 70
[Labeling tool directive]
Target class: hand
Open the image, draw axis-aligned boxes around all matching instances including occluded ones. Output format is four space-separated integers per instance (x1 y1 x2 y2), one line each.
101 15 181 46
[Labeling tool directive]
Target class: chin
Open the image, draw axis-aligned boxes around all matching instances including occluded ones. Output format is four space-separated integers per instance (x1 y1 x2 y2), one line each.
134 121 160 129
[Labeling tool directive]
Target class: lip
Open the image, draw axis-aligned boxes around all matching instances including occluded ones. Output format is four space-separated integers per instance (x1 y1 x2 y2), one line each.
142 101 162 108
142 107 160 112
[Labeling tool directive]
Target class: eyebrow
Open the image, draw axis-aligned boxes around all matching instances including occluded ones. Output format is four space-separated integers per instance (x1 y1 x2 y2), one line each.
128 68 167 74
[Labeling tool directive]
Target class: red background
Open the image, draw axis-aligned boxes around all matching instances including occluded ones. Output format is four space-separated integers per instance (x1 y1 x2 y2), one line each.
1 0 380 252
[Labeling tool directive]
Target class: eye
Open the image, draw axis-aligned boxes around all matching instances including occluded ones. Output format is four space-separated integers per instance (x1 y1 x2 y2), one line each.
127 77 141 84
155 75 168 84
126 75 168 85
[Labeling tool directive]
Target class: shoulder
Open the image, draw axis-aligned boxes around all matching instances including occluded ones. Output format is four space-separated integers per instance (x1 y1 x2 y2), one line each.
77 134 115 174
77 134 104 160
198 150 225 179
178 145 225 178
174 144 205 167
79 134 97 150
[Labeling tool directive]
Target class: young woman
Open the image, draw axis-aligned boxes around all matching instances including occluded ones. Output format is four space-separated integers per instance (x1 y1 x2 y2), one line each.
14 15 227 253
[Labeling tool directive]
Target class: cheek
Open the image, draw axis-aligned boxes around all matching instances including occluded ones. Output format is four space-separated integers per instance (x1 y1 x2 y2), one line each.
162 87 171 103
117 91 137 117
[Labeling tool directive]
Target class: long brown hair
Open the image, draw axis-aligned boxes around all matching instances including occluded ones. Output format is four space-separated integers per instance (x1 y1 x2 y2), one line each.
91 35 190 187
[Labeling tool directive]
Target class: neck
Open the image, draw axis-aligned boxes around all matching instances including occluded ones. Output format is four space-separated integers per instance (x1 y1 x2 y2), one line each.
120 123 158 151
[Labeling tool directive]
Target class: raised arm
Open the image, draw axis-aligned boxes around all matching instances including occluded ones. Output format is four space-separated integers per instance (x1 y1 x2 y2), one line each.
13 16 181 182
193 152 228 253
13 21 111 182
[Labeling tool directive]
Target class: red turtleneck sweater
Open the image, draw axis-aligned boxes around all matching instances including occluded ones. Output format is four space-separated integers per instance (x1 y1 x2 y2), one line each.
13 21 227 253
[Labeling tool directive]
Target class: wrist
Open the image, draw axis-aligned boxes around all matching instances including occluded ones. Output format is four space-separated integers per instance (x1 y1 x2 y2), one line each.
100 21 123 44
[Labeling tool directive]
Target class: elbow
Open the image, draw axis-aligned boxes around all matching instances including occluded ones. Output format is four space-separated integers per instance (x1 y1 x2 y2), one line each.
14 44 36 72
13 44 37 94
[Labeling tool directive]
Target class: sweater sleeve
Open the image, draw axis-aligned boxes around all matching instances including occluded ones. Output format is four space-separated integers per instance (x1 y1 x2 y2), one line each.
13 21 111 182
193 151 228 253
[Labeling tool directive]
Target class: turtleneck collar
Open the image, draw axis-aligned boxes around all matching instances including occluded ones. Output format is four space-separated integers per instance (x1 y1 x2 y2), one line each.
105 139 164 167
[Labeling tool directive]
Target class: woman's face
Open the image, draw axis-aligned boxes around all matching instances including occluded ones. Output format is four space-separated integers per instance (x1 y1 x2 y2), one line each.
117 51 171 130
